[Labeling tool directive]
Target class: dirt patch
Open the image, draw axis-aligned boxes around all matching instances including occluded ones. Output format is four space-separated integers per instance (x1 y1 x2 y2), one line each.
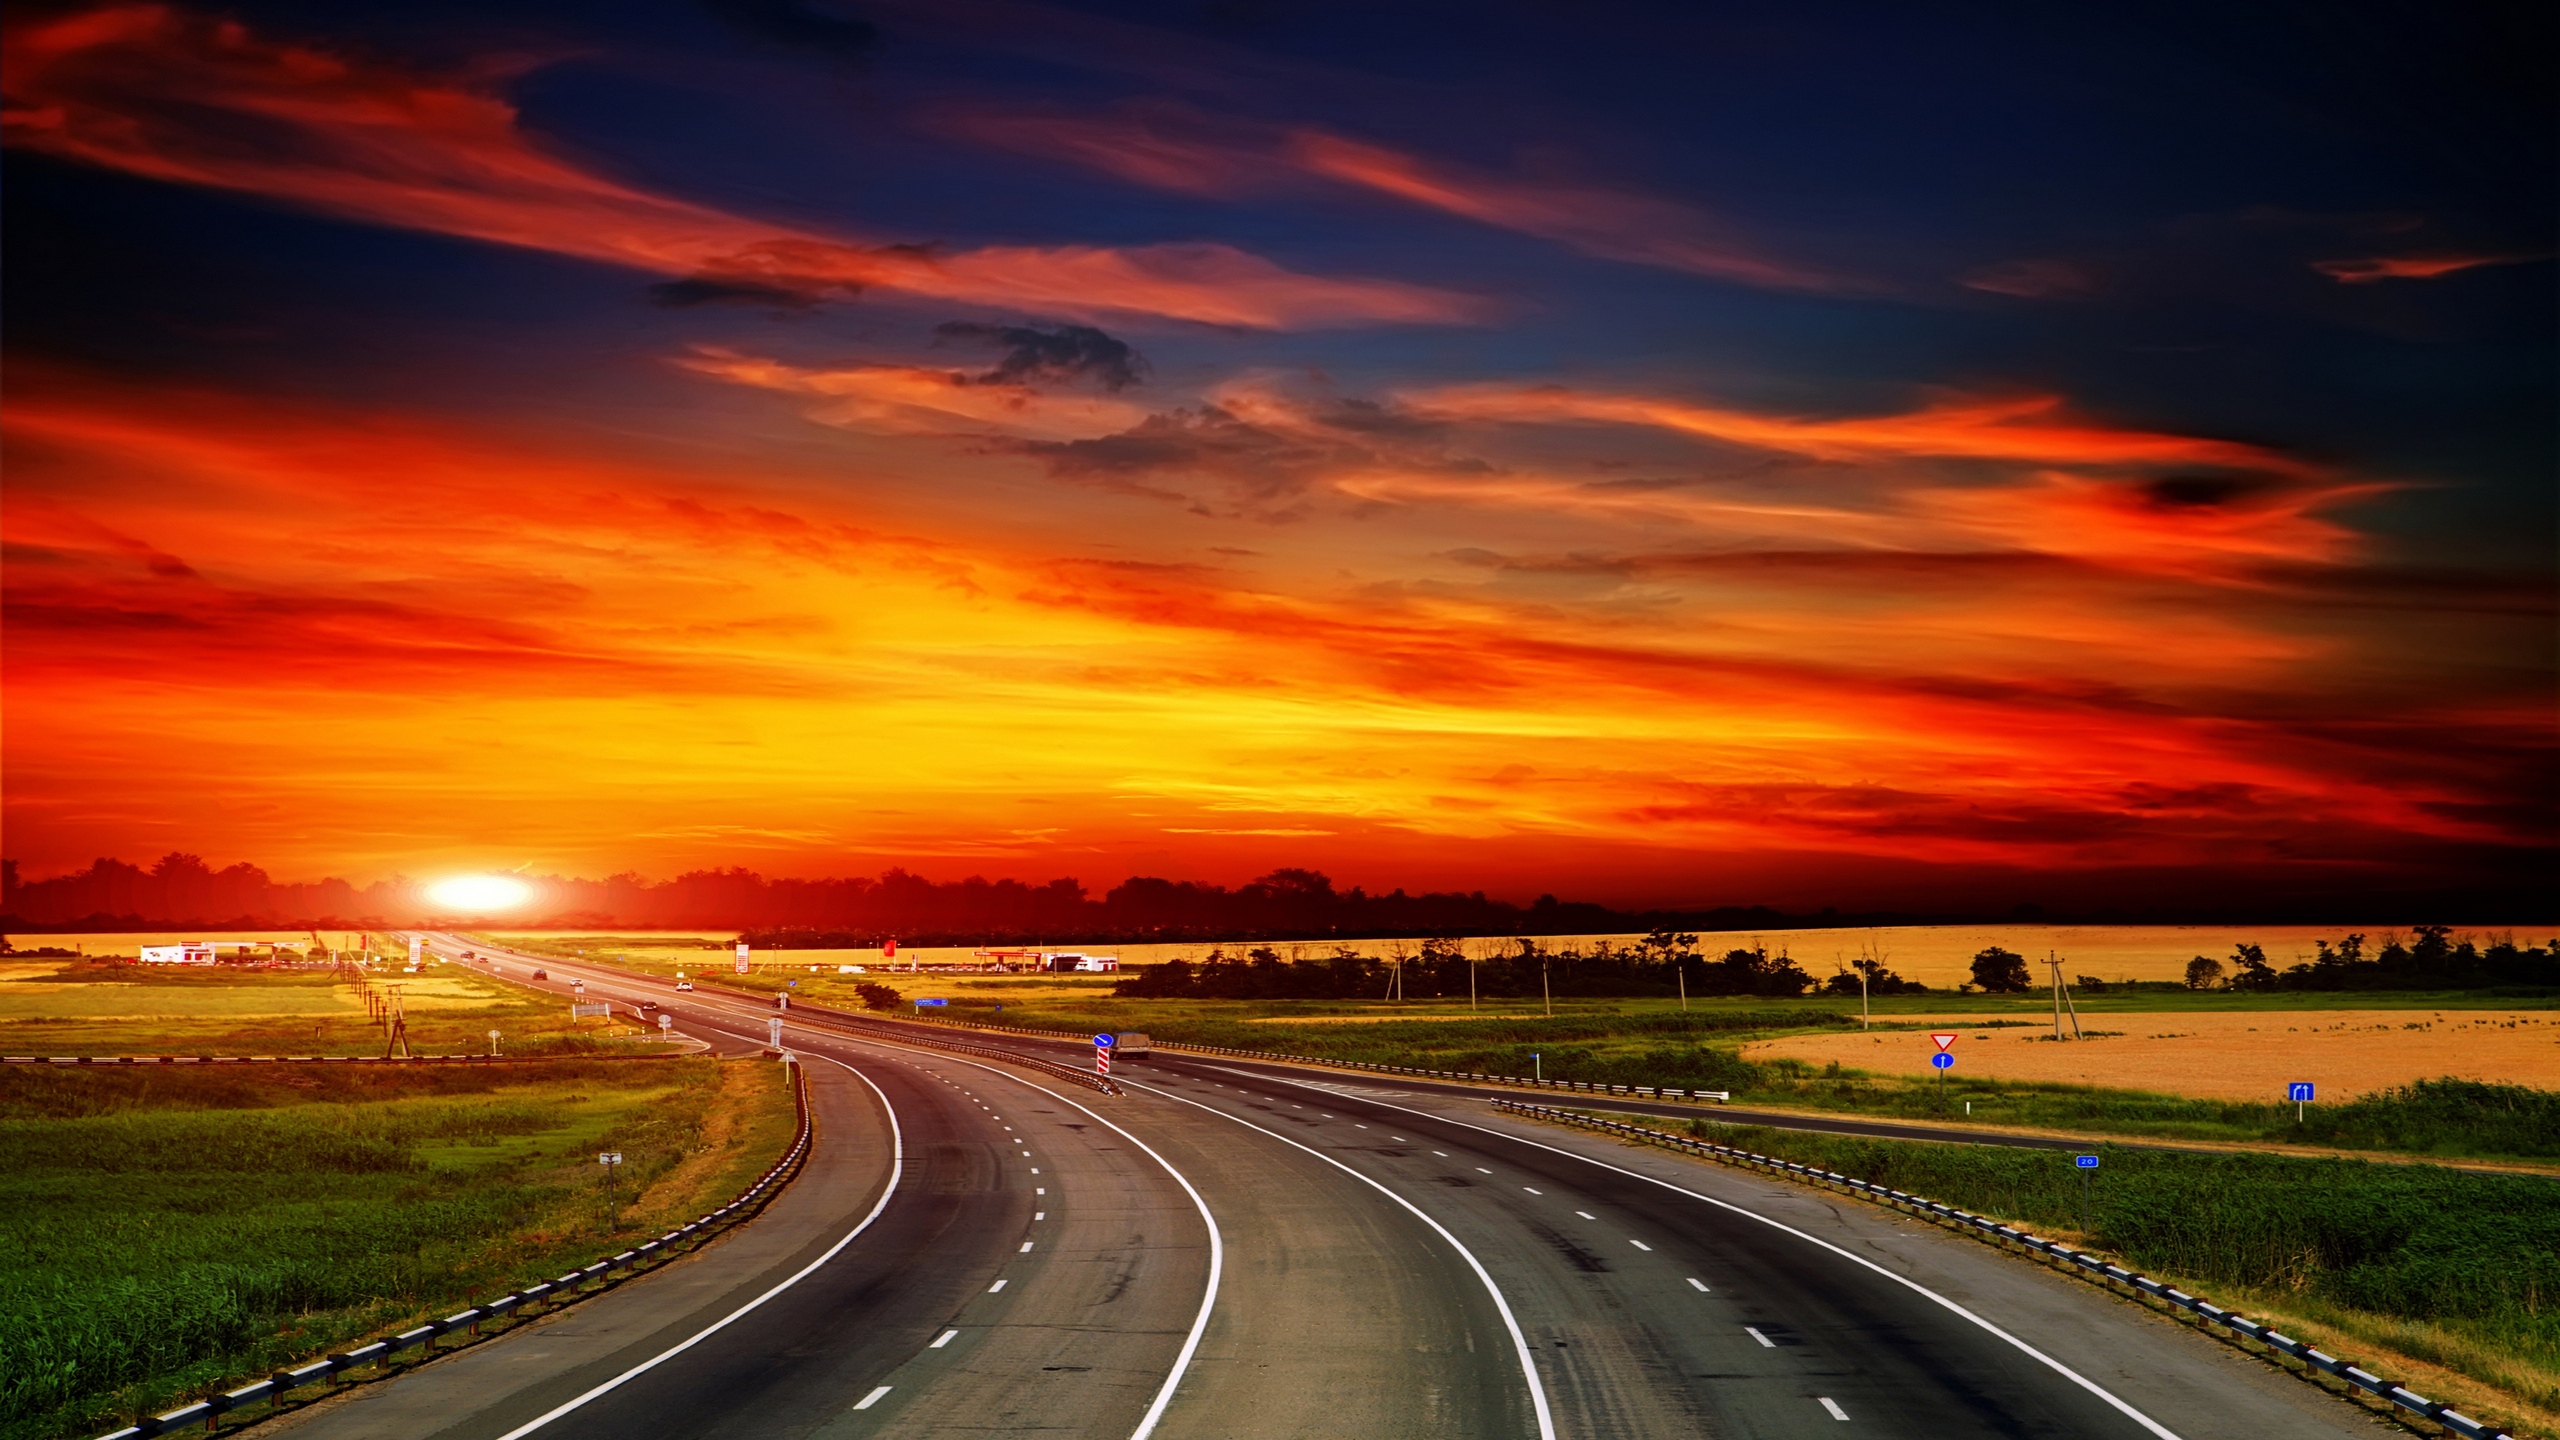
1744 1009 2560 1101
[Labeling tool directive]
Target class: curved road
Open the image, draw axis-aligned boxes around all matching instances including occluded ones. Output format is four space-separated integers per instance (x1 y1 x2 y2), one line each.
266 937 2373 1440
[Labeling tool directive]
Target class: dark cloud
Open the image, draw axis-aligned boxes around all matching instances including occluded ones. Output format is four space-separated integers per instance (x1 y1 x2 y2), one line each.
700 0 880 61
2142 474 2281 509
934 322 1147 391
648 277 826 310
1021 406 1338 502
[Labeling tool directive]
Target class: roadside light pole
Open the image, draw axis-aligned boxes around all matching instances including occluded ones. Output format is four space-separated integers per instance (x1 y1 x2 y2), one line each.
1533 1052 1542 1082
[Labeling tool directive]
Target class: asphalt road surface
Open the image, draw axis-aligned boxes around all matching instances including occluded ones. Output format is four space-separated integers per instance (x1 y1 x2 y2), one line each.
264 936 2376 1439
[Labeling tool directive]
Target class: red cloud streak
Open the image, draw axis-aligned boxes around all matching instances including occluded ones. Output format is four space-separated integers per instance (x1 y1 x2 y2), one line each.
0 6 1479 327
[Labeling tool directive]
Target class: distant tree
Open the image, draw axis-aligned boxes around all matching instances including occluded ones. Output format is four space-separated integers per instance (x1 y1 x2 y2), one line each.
1969 946 2032 993
2227 942 2277 990
853 982 903 1011
2075 975 2108 992
1822 957 1926 996
2183 956 2224 991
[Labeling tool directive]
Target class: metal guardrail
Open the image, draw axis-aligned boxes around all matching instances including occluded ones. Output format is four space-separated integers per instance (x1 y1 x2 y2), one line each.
94 1062 815 1439
894 1013 1725 1101
5 1053 676 1066
1493 1098 2514 1440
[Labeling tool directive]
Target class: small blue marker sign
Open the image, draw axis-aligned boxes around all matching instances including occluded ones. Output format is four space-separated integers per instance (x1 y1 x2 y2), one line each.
1093 1033 1114 1048
1929 1052 1954 1070
916 998 947 1007
2074 1154 2099 1169
2287 1082 2314 1103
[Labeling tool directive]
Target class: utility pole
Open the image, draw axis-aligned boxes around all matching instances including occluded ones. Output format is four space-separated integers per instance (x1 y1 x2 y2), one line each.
1860 962 1870 1030
1677 956 1687 1013
1542 953 1552 1018
384 985 411 1059
2046 953 2081 1040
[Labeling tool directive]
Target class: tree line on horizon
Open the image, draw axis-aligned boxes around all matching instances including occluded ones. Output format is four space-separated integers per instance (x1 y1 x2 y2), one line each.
0 854 1903 937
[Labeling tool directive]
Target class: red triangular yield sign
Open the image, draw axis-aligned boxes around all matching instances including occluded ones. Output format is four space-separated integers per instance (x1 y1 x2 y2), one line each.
1930 1032 1958 1051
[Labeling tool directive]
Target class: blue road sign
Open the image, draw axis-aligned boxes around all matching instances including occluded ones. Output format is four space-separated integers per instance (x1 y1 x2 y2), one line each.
2287 1081 2314 1103
916 998 947 1007
1930 1052 1954 1070
2075 1155 2100 1169
1094 1033 1115 1048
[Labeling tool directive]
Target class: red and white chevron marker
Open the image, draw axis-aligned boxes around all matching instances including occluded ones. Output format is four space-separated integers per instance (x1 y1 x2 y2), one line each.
1095 1045 1111 1076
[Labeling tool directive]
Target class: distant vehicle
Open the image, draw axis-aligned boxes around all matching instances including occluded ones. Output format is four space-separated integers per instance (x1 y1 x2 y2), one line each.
1112 1032 1151 1057
531 969 549 980
675 981 694 991
637 1000 659 1014
460 950 476 960
1041 952 1121 973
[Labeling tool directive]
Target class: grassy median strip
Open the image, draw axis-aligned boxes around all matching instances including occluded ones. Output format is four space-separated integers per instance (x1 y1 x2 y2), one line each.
1624 1113 2558 1437
1 1056 797 1440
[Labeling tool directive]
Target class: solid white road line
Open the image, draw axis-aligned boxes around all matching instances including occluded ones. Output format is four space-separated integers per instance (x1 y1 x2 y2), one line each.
1746 1327 1775 1348
1688 1278 1710 1292
854 1386 891 1410
486 1053 905 1440
1280 1080 2186 1440
1820 1397 1850 1420
1119 1076 1559 1440
808 1034 1223 1440
932 1330 958 1348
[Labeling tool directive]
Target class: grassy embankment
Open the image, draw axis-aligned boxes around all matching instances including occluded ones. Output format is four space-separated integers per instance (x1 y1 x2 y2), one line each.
1639 1114 2560 1437
0 956 663 1059
1 1056 798 1440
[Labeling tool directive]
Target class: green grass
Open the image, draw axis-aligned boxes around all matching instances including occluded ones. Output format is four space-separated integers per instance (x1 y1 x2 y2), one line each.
913 994 2559 1162
1667 1115 2560 1425
0 958 662 1059
0 1057 796 1440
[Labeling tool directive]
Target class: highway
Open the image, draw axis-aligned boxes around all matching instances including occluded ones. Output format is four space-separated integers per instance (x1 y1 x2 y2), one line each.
263 936 2377 1439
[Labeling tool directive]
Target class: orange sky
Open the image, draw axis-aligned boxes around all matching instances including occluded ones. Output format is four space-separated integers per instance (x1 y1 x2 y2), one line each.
2 3 2550 908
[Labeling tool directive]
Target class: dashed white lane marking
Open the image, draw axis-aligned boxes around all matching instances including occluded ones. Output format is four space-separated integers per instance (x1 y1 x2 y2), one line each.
1746 1327 1775 1348
1523 1187 1543 1195
1819 1397 1849 1421
989 1279 1008 1292
1575 1211 1595 1220
1355 1123 1368 1128
1035 1187 1045 1195
1476 1167 1494 1174
1392 1137 1407 1142
485 1052 904 1440
854 1386 891 1410
1280 1082 2186 1440
1035 1211 1045 1220
1020 1241 1035 1252
1688 1278 1710 1292
1629 1240 1652 1251
931 1330 958 1348
1432 1151 1449 1157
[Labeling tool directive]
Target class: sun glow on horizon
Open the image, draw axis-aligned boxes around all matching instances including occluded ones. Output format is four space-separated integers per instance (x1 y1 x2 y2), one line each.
427 875 534 912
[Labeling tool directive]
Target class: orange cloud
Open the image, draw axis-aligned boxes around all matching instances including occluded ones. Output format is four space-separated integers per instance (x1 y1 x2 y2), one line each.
2311 252 2545 283
674 349 1150 440
0 6 1480 327
1404 385 2318 478
4 370 2540 891
948 106 1845 291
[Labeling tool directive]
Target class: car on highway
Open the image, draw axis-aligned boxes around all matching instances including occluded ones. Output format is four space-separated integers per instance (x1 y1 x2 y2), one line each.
530 969 548 980
675 980 694 991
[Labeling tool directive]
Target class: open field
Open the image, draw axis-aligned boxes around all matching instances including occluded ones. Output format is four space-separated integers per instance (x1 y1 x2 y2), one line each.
1656 1114 2560 1436
1747 1009 2560 1101
0 1056 798 1440
476 922 2558 989
0 957 666 1058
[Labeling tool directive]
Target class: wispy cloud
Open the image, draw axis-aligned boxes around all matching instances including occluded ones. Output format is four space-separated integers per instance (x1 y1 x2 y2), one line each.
2310 252 2546 283
948 105 1849 291
1 6 1483 328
